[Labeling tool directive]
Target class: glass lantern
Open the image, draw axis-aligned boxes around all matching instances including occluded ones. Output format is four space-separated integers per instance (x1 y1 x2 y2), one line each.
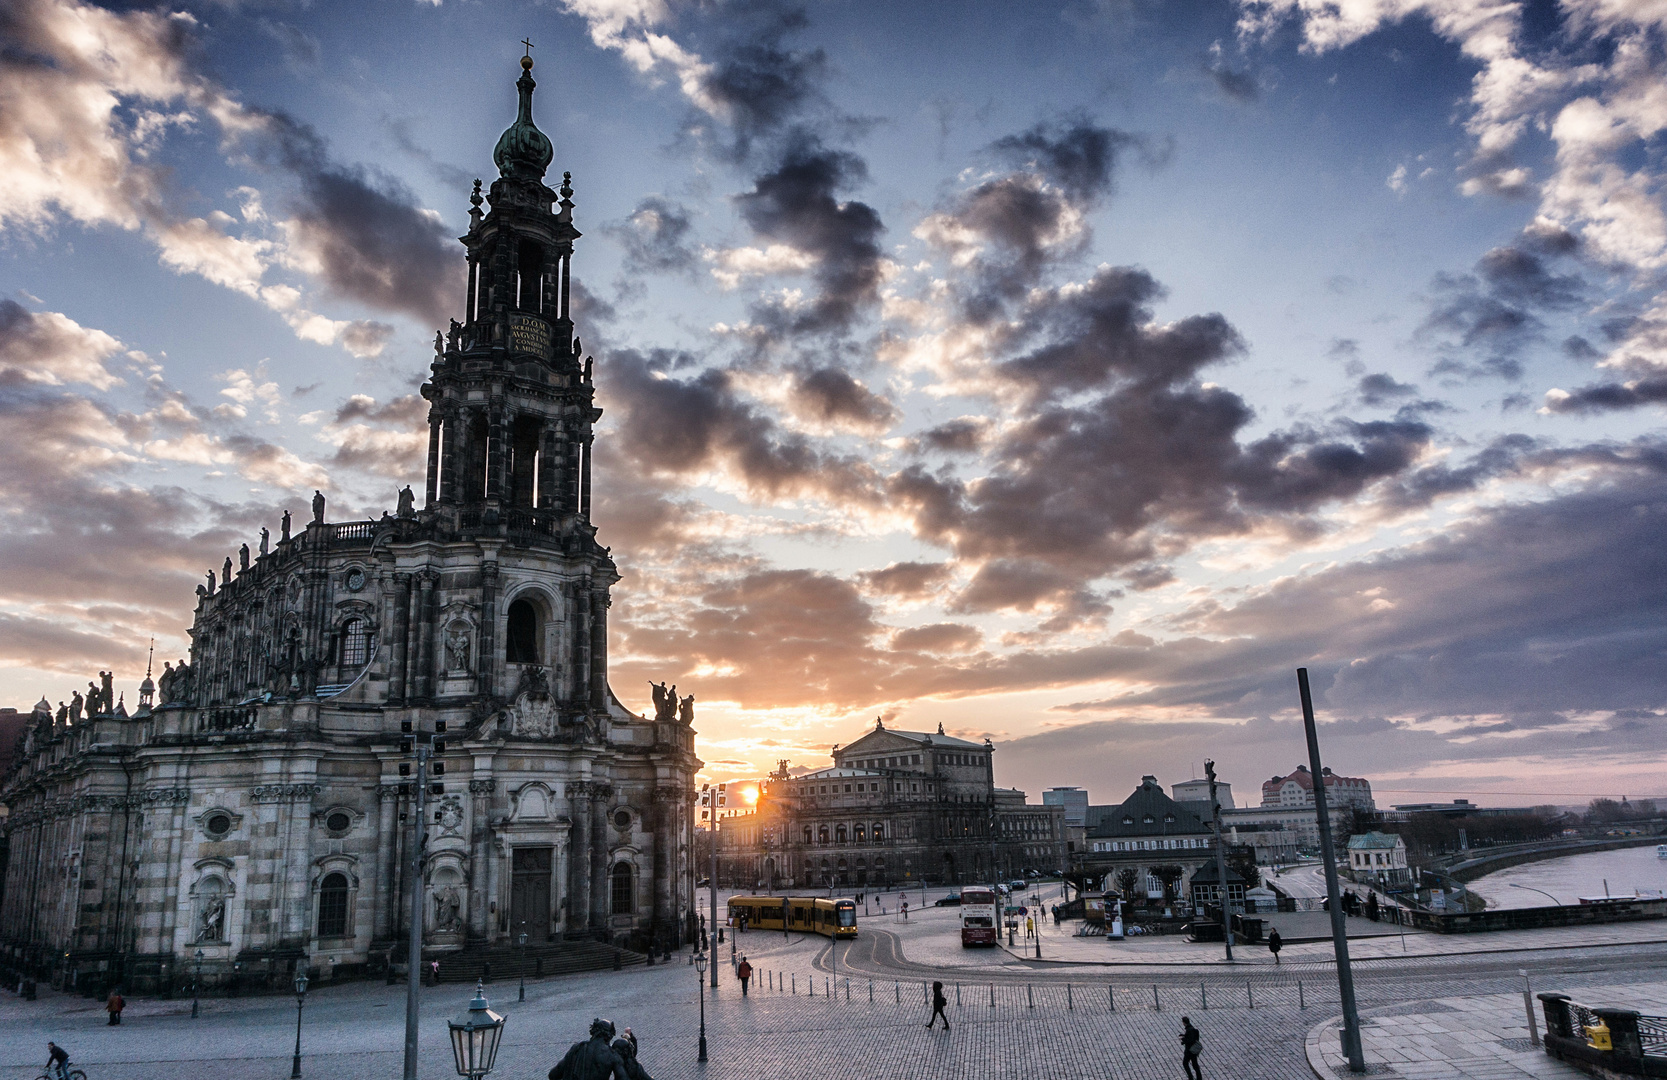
448 980 506 1079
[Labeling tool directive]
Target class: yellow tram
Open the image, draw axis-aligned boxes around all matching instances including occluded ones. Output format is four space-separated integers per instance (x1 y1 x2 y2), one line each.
727 895 858 938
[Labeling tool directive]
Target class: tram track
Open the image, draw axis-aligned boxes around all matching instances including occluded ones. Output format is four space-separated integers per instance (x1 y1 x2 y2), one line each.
812 925 1667 995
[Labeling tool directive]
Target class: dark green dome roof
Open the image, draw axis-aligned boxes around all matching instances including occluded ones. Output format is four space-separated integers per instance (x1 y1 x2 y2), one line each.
493 56 553 180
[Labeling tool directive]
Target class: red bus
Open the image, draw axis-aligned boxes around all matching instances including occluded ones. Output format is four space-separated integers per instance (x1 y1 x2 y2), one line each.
960 886 998 946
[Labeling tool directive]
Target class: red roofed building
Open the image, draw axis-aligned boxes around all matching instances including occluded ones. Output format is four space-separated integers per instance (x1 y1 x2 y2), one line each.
1261 765 1374 812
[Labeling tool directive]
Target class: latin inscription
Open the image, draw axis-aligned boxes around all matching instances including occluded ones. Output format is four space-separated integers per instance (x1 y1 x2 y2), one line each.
510 314 553 359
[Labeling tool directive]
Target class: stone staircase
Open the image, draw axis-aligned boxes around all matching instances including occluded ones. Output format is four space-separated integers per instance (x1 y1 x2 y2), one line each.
429 939 647 983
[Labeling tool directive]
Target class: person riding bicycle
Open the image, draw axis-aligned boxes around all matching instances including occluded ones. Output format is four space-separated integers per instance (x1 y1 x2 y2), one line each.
46 1042 71 1080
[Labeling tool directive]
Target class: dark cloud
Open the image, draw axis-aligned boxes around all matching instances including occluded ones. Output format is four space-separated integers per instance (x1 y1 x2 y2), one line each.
786 367 897 432
600 348 879 503
241 110 464 324
1202 47 1259 101
891 622 983 654
733 137 885 333
1420 246 1585 379
384 116 473 192
1543 376 1667 414
333 393 426 426
694 4 826 163
916 417 992 454
1357 372 1418 407
611 197 697 275
990 119 1132 204
855 561 953 600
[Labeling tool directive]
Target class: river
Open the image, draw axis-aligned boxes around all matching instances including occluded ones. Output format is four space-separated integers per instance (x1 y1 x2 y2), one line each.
1466 844 1667 908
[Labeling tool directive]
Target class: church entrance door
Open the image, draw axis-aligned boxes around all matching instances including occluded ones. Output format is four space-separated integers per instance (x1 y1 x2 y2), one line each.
511 846 553 941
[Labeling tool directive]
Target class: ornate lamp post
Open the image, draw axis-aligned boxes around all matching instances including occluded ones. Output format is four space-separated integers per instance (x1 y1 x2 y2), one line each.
290 968 309 1079
447 980 506 1080
517 929 527 1002
191 948 203 1018
693 952 709 1062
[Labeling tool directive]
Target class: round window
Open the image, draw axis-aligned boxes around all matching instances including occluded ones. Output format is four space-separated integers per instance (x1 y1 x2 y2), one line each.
326 811 352 833
345 568 366 591
613 809 632 829
205 812 232 837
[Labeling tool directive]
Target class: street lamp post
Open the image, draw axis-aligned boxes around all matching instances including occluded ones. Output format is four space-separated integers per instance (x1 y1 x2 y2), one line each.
517 929 527 1002
447 979 506 1080
290 968 309 1079
693 952 709 1062
191 948 203 1018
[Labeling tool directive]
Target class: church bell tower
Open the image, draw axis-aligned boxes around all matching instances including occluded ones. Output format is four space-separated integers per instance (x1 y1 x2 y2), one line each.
422 52 597 528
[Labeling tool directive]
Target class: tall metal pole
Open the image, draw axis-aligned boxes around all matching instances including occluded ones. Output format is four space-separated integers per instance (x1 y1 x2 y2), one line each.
1298 668 1365 1073
403 741 430 1080
709 812 719 988
1205 760 1234 962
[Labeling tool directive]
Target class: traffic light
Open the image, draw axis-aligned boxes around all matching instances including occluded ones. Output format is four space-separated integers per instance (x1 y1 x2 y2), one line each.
717 783 727 808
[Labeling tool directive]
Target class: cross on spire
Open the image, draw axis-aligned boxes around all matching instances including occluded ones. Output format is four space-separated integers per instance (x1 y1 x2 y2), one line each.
521 38 534 57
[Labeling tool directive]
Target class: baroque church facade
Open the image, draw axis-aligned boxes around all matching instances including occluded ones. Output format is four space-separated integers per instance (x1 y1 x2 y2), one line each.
0 55 700 992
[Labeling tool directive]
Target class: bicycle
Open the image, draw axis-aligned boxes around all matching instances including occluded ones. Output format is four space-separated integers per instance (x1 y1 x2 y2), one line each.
36 1069 86 1080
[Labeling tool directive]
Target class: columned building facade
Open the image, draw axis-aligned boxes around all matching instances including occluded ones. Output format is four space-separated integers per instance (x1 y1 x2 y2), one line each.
0 57 700 993
714 721 1066 889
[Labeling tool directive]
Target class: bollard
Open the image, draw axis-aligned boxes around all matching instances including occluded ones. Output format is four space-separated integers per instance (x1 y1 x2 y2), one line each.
896 981 900 1003
1154 984 1161 1011
1028 984 1034 1008
792 973 797 994
924 982 929 1004
1068 984 1073 1010
869 980 873 1002
956 983 961 1006
1248 981 1254 1010
1520 969 1540 1048
845 979 849 1000
1202 982 1208 1009
1298 980 1304 1010
1108 986 1115 1012
990 984 996 1007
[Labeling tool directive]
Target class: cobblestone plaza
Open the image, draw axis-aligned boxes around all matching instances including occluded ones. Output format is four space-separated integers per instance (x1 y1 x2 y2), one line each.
3 891 1664 1080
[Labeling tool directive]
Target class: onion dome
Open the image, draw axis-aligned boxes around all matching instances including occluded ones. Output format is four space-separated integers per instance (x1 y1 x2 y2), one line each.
493 55 554 180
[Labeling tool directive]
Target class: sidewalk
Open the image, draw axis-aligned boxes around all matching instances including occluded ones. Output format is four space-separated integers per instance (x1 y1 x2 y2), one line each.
1304 980 1667 1078
999 912 1667 968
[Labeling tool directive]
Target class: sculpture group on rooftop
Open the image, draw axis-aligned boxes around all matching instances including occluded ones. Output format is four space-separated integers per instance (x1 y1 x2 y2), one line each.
649 681 694 725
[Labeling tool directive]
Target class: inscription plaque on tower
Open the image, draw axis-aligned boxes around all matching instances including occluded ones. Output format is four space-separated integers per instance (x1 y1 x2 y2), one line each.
510 314 553 359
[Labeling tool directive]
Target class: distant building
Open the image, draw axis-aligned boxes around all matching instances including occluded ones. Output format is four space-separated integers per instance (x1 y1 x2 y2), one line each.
1187 861 1248 909
1077 776 1217 902
1261 765 1374 812
1225 822 1300 865
1044 787 1089 826
1172 778 1233 810
711 720 1066 889
1346 832 1410 884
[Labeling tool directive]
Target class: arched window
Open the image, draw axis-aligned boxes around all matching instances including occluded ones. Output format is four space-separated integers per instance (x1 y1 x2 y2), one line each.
817 826 828 844
854 824 866 842
835 824 847 844
506 599 539 664
340 619 371 667
611 863 634 915
872 823 884 843
317 872 349 937
802 826 812 845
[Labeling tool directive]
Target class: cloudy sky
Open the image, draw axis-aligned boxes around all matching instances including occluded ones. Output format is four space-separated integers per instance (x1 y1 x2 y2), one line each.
4 0 1666 807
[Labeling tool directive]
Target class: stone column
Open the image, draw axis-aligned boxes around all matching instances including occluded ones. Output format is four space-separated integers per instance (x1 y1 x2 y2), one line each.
485 410 505 502
652 787 677 948
590 783 611 931
579 435 593 519
389 573 411 703
424 415 441 507
374 786 399 940
564 431 582 516
439 407 461 504
478 562 498 700
568 782 592 933
414 574 436 701
571 585 591 708
589 590 609 710
537 425 558 510
468 779 493 941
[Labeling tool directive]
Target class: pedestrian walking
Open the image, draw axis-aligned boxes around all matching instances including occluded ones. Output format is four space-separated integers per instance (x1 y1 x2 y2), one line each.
106 988 125 1025
737 956 753 996
1267 928 1282 965
429 960 440 986
926 981 950 1031
901 899 909 920
549 1017 629 1080
1179 1016 1203 1080
1024 915 1034 938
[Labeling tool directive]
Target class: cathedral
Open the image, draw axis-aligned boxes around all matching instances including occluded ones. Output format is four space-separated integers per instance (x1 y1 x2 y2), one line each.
0 55 701 993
